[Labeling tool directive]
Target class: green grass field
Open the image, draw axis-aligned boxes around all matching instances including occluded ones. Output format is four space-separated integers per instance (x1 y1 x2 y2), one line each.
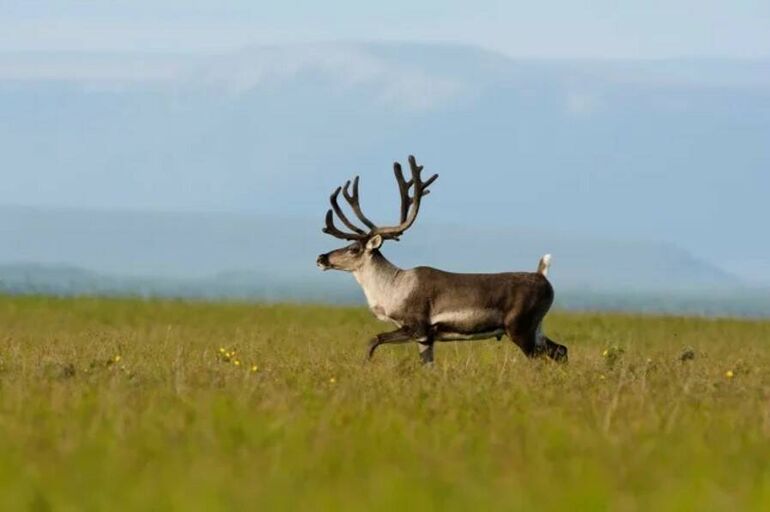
1 295 770 511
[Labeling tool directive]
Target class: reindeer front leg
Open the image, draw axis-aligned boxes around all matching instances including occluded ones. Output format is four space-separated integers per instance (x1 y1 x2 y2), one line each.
417 341 434 364
367 324 435 364
367 327 412 360
411 324 434 365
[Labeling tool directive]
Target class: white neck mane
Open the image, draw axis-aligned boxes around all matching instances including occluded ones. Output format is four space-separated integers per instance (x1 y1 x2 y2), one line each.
352 252 413 323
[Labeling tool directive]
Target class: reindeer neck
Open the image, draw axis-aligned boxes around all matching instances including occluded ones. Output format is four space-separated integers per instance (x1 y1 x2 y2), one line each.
352 251 405 309
353 251 400 286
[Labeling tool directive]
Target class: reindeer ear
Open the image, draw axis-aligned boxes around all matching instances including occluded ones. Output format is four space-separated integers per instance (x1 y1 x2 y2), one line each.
366 234 383 251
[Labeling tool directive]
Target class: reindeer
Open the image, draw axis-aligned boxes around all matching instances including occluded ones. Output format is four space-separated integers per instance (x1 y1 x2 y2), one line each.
316 155 568 364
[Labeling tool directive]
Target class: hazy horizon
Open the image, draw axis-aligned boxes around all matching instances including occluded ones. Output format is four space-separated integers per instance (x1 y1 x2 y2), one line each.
4 203 770 317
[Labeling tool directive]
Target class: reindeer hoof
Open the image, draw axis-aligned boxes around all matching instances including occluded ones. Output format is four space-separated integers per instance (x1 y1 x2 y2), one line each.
551 345 568 363
366 339 380 360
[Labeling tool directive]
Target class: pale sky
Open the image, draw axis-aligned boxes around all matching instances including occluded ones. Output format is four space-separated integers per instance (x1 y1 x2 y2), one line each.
1 0 768 58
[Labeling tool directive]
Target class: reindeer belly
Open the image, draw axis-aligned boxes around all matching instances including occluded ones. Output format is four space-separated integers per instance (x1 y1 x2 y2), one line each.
430 309 504 341
436 329 505 341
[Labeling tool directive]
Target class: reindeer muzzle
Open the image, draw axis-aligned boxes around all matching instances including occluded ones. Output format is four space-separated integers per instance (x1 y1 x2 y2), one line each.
316 254 330 270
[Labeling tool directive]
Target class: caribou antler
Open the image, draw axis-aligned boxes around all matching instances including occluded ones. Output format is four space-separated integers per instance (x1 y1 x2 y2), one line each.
375 155 438 240
322 155 438 241
342 177 378 231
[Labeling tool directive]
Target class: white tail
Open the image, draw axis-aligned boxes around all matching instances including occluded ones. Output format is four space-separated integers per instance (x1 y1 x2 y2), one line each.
537 254 552 276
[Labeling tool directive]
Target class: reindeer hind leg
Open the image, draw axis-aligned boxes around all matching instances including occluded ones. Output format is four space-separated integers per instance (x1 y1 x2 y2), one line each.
504 308 544 358
544 335 568 363
505 326 543 358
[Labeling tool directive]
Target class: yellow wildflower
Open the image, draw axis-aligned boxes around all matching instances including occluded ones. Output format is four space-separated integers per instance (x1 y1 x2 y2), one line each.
725 370 734 379
251 365 258 373
329 377 336 384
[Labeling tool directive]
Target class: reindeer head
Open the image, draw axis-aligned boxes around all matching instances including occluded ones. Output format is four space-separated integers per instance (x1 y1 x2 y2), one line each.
316 155 438 272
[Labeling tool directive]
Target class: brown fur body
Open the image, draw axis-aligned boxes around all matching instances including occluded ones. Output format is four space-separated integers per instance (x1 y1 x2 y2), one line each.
318 248 567 364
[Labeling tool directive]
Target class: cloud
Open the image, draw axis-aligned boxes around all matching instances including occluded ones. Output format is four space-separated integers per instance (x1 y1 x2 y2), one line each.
0 42 470 110
194 44 470 110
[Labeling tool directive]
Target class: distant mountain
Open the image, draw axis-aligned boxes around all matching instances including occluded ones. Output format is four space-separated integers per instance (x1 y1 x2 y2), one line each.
0 203 749 288
1 42 768 282
1 205 766 316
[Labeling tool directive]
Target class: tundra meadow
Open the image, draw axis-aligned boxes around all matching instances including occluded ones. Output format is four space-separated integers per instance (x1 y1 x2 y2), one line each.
1 295 770 511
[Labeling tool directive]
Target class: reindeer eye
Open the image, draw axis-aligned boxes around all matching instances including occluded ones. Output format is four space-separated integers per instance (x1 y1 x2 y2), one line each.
349 246 361 254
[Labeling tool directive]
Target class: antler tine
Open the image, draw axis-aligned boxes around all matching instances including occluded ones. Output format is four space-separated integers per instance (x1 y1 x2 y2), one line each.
407 155 438 189
422 173 438 190
408 155 438 198
374 155 438 240
408 154 423 171
393 162 411 224
329 186 366 235
322 209 367 240
342 176 378 231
